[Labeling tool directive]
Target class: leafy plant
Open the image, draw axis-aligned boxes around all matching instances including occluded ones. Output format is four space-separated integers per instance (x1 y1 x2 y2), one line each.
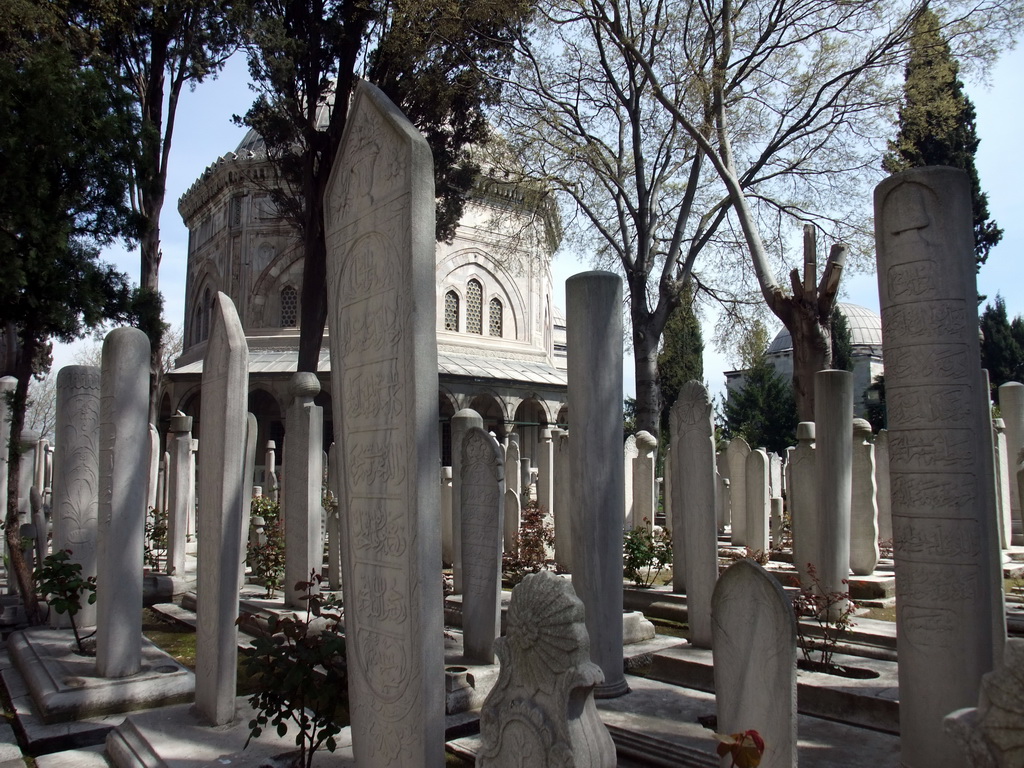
744 548 770 566
34 549 96 653
715 730 765 768
240 572 348 768
791 562 857 670
623 521 673 587
144 507 168 571
248 496 285 598
502 500 554 586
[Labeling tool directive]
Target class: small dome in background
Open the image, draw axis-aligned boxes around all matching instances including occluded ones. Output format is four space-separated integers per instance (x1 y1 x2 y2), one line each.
766 303 882 356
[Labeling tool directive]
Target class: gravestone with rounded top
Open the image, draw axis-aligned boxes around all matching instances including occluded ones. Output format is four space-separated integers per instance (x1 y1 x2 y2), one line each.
726 437 751 545
850 418 880 575
815 370 853 613
998 382 1024 545
623 434 637 528
452 408 484 593
633 430 657 531
745 448 770 554
994 419 1013 549
790 422 817 587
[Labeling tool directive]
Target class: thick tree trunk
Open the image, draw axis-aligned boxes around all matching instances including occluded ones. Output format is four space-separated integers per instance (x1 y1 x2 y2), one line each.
5 337 42 624
785 309 831 423
297 221 328 374
632 319 662 437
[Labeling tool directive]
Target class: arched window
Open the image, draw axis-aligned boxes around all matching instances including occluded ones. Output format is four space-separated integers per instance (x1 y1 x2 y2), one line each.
280 285 298 327
488 297 503 337
444 290 459 332
466 279 483 335
201 288 211 341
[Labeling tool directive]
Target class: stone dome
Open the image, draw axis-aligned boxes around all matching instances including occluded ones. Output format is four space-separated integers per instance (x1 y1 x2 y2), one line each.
765 303 882 355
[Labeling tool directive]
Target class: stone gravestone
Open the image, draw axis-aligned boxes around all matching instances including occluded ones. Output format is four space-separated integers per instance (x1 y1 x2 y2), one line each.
324 79 443 765
452 408 484 593
998 382 1024 545
712 559 797 768
96 328 150 679
876 167 1003 768
717 446 730 533
623 434 637 528
166 412 192 577
265 440 279 503
51 365 101 628
326 444 342 589
670 381 718 648
770 498 784 551
146 425 160 516
850 418 880 576
194 292 249 725
283 372 324 608
440 466 454 565
745 448 770 554
875 429 893 546
477 570 615 768
567 271 627 698
460 427 504 664
503 437 521 555
726 437 751 545
993 419 1013 549
633 430 657 531
537 427 554 520
240 412 258 585
552 427 572 571
815 370 853 614
789 422 817 587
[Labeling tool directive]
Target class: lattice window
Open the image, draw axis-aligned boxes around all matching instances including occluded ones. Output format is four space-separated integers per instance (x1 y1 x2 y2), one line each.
230 196 243 228
488 297 503 337
280 285 298 327
444 290 459 331
467 280 483 335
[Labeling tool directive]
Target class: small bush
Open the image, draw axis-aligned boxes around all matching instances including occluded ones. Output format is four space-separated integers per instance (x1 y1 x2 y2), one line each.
144 507 168 571
623 521 672 587
34 549 96 653
249 496 285 598
502 500 554 586
791 562 856 670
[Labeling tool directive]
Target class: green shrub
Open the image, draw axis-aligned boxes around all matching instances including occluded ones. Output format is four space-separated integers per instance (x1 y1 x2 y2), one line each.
502 500 554 585
623 522 672 587
249 496 285 598
34 549 96 652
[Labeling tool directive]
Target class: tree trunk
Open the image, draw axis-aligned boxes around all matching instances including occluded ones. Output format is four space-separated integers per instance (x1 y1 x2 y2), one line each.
632 319 662 437
5 336 42 625
297 195 328 374
784 307 831 423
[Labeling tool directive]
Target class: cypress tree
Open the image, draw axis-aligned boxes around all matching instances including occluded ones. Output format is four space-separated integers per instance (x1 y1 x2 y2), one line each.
883 8 1002 269
829 304 854 372
657 285 704 436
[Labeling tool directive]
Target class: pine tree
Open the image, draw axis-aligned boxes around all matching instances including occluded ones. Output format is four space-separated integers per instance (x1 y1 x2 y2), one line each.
980 295 1024 397
883 8 1002 269
829 304 854 372
657 285 704 437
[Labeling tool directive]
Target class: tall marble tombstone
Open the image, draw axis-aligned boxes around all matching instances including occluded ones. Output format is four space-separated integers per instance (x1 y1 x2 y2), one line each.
875 167 1003 768
194 292 249 725
623 434 637 528
283 372 324 608
324 80 443 765
850 418 880 575
51 365 102 628
662 448 672 534
567 271 627 698
994 419 1013 549
327 444 342 589
725 437 751 545
671 381 718 648
461 427 504 664
451 408 483 592
815 370 853 612
998 382 1024 545
712 559 797 768
240 412 258 584
146 425 160 514
17 430 39 523
166 413 192 577
537 427 554 519
503 437 521 555
552 427 572 571
745 448 770 554
875 429 893 545
633 431 657 531
95 329 150 679
716 446 731 533
265 440 279 503
789 422 817 587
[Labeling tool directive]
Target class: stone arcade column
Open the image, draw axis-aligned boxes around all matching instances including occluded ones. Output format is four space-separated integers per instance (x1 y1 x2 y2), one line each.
96 328 150 679
850 418 879 576
537 427 554 520
283 372 324 608
324 80 443 766
567 271 627 698
552 427 572 571
875 167 1003 768
503 437 521 555
814 370 853 611
166 413 192 577
451 408 483 593
51 365 101 629
194 292 249 726
671 381 718 648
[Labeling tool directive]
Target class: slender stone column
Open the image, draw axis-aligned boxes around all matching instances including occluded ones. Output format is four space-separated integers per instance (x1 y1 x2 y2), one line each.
240 412 258 585
633 431 657 531
567 271 627 698
265 440 279 503
96 328 150 679
875 167 1003 768
537 427 554 519
623 435 637 527
166 413 192 577
662 449 672 533
283 372 324 608
671 381 718 648
327 444 341 590
503 438 521 555
552 427 572 571
814 370 853 610
51 365 101 628
994 419 1013 548
875 429 893 545
725 437 750 545
17 430 39 524
745 448 770 554
999 382 1024 545
461 427 504 664
789 422 817 587
850 418 879 575
451 408 483 593
146 425 160 514
716 446 730 533
194 292 249 725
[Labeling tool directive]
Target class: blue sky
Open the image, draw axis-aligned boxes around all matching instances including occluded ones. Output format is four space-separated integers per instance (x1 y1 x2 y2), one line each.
53 43 1024 400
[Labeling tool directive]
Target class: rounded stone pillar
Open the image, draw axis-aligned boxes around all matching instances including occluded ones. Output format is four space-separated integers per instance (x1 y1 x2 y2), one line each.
814 369 853 615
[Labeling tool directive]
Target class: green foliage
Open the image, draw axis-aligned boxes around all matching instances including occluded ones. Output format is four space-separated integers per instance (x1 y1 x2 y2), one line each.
248 496 286 598
144 507 169 571
791 563 856 671
240 573 347 768
864 374 887 432
658 286 704 437
980 296 1024 398
623 524 672 588
502 500 553 585
723 360 797 456
623 397 638 440
34 549 97 653
883 8 1002 269
828 304 853 373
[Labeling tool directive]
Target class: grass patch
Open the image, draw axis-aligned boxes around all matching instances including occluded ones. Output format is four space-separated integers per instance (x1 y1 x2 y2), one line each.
857 605 897 622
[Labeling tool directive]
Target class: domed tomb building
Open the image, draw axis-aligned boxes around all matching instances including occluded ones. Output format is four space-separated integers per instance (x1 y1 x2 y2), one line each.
162 128 568 475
